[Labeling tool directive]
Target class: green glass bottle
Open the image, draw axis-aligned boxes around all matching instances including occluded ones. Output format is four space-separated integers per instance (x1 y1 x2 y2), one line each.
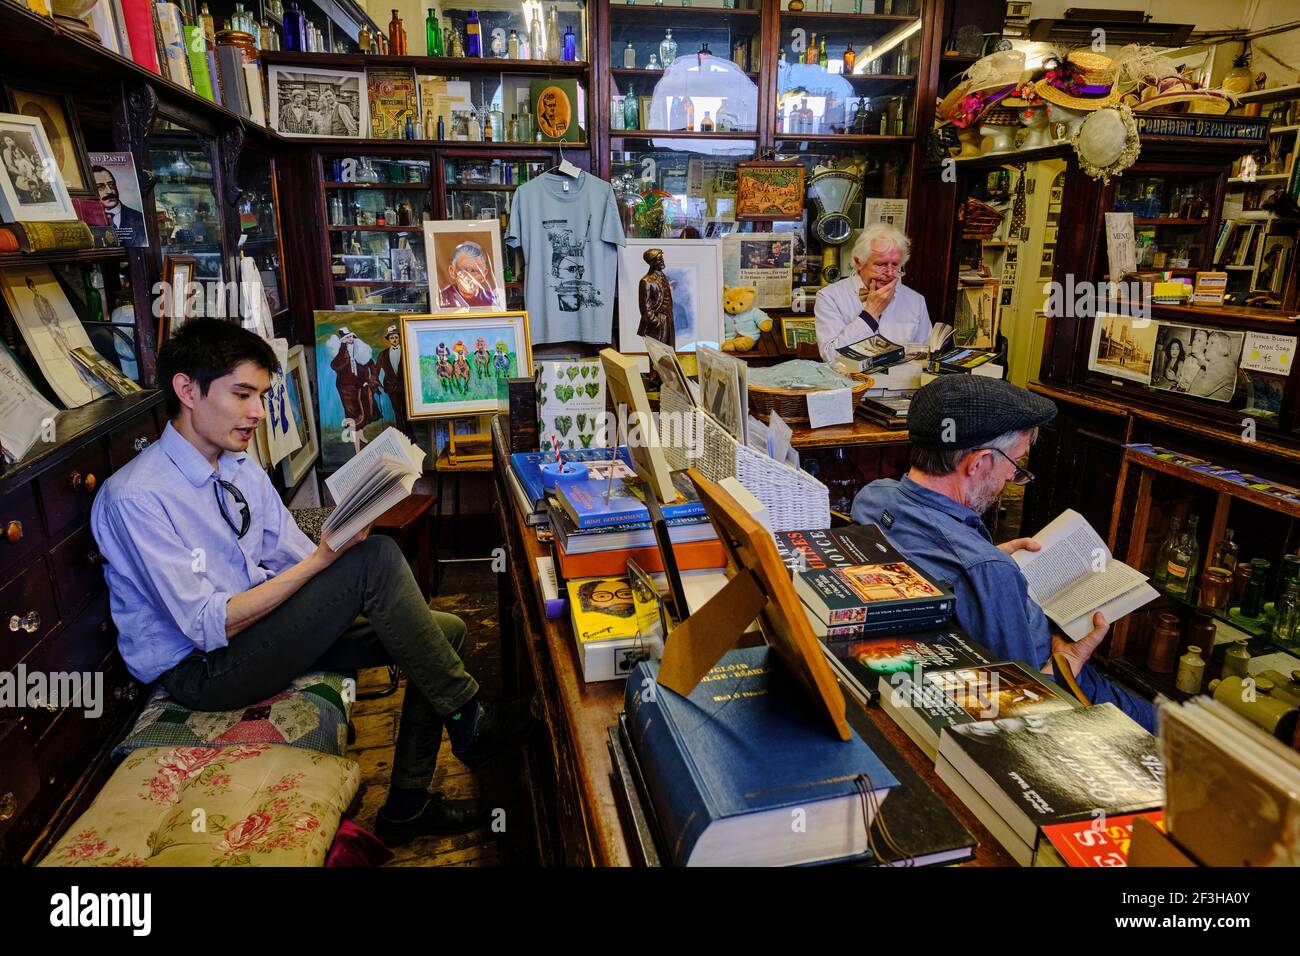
426 7 443 55
818 36 828 69
624 83 639 130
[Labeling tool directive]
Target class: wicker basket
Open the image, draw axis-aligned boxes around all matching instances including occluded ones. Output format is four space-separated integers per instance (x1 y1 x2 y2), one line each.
747 380 873 424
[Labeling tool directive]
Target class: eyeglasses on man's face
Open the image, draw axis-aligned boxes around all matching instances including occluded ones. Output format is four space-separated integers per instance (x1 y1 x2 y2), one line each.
979 446 1034 486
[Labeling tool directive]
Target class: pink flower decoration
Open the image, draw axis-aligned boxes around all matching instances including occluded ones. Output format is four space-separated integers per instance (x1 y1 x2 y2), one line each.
217 811 274 854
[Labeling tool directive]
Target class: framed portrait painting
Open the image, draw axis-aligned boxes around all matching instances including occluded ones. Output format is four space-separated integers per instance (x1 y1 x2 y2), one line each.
401 310 533 419
423 219 507 314
616 238 723 353
3 86 92 195
313 310 404 471
0 111 76 222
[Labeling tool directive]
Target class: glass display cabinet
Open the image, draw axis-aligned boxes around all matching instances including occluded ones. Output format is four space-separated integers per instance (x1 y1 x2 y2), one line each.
150 128 226 284
1102 163 1223 276
236 144 288 316
322 153 434 312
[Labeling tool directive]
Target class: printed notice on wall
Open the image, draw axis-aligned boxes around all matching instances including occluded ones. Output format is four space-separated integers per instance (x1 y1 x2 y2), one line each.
1240 332 1296 375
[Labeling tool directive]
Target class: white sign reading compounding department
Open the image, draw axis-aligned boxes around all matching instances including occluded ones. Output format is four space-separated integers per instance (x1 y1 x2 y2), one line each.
1240 332 1297 375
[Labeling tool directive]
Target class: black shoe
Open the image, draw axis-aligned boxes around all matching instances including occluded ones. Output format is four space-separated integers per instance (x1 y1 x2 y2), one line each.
375 792 490 846
452 698 537 769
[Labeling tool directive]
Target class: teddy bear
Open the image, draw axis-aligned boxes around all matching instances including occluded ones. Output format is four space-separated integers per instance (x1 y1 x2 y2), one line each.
720 285 773 352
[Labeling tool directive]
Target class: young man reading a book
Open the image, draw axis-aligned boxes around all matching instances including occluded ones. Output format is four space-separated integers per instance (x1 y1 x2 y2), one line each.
91 320 533 845
850 375 1155 732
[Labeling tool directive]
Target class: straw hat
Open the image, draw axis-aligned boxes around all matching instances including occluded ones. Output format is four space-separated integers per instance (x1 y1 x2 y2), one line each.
936 50 1026 127
1036 51 1121 111
1131 75 1236 115
1072 104 1140 182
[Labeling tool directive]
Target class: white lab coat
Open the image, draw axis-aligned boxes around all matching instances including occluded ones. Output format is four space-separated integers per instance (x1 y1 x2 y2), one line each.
813 273 932 365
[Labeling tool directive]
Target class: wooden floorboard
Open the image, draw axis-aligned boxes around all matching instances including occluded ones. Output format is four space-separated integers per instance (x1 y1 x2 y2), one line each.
342 561 521 867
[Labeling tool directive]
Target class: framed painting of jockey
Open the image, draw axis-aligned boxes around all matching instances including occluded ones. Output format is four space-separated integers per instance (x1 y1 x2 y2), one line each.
401 310 533 419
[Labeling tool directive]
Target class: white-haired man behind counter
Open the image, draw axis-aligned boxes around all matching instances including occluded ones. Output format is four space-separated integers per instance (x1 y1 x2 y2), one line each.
813 222 933 365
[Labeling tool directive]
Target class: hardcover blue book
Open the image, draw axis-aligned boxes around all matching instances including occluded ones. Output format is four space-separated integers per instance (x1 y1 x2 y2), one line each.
509 446 634 510
559 469 707 530
625 646 899 867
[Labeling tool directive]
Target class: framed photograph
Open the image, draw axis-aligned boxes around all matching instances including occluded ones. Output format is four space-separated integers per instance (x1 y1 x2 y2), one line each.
1150 323 1245 403
401 310 533 419
268 65 368 138
282 344 320 487
1255 235 1293 296
735 160 805 222
1087 312 1157 384
314 310 405 471
638 95 653 129
616 237 723 352
423 219 507 313
159 254 196 342
0 111 76 222
0 264 111 407
696 344 746 443
3 85 92 195
87 151 149 247
781 315 817 349
953 281 1000 350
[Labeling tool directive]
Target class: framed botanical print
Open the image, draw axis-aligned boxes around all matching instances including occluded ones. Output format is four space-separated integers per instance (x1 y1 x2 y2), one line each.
0 111 76 222
401 310 533 419
3 85 92 195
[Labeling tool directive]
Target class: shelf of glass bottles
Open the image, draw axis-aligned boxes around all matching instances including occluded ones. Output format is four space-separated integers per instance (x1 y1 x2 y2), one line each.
411 72 585 144
610 146 758 238
610 9 761 136
1112 173 1217 271
442 158 547 219
434 3 587 63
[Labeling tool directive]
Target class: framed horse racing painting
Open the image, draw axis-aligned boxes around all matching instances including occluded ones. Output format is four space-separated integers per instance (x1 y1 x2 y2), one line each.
401 310 533 419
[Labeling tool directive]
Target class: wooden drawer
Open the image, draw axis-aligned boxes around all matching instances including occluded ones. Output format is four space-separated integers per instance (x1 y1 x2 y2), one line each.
0 720 40 843
0 483 47 585
19 595 114 743
49 525 105 623
0 558 60 675
37 441 109 540
37 653 136 789
108 409 161 469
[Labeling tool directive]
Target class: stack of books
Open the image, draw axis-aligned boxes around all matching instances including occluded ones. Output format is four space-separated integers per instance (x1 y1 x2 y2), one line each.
934 704 1164 866
832 334 906 375
505 447 634 529
777 525 955 642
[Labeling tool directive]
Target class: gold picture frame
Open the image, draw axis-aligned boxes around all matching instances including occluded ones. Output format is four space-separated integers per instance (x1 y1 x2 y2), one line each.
400 309 533 420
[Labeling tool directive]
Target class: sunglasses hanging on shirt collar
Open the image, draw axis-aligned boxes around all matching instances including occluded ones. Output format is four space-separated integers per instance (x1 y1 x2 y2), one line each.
214 479 251 538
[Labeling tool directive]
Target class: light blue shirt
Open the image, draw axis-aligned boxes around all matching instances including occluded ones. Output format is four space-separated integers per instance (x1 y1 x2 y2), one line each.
90 421 314 683
851 475 1156 733
814 273 932 365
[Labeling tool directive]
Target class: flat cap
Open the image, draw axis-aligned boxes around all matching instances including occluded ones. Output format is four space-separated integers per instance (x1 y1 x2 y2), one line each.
907 375 1057 449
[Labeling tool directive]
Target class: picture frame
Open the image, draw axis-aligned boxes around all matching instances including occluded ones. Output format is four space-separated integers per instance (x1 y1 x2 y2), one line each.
281 344 321 488
268 65 369 138
735 160 805 222
159 254 196 342
3 84 93 196
1150 322 1245 403
638 95 653 129
599 347 676 505
401 310 533 420
314 310 405 471
1087 312 1157 384
0 111 76 222
423 219 507 314
781 315 817 349
616 237 723 352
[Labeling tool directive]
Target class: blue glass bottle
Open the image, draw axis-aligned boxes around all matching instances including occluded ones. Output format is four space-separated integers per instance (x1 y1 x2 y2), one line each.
283 1 306 51
562 25 576 61
465 9 481 57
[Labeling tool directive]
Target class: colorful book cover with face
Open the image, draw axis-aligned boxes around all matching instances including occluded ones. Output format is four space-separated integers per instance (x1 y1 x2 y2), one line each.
838 562 944 604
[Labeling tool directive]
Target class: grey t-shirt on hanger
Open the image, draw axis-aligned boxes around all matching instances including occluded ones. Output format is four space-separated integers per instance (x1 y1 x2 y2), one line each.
505 170 625 345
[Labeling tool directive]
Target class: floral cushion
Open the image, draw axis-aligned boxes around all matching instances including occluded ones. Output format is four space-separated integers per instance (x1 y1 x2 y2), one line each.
39 744 360 867
112 672 356 759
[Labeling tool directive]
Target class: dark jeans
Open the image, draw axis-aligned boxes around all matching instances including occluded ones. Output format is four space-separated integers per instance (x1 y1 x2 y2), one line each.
162 536 478 790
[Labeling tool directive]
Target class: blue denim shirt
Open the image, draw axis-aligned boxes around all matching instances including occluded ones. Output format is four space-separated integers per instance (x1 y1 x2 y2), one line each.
851 475 1155 732
90 422 315 684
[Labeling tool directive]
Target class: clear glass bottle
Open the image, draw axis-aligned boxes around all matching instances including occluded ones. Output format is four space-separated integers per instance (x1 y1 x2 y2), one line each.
546 8 560 60
659 29 677 66
507 28 519 58
329 193 344 225
466 107 481 141
448 23 464 57
358 21 373 53
624 84 639 130
683 96 695 131
199 2 215 41
1278 554 1300 603
1275 580 1300 646
1175 645 1206 694
489 107 505 139
528 10 544 60
623 41 636 68
1166 515 1199 598
1241 560 1269 618
1152 515 1181 587
699 109 714 132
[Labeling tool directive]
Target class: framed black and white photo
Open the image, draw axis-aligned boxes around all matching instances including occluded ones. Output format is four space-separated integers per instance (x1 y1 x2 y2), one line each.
1150 323 1245 403
0 111 76 222
268 66 368 139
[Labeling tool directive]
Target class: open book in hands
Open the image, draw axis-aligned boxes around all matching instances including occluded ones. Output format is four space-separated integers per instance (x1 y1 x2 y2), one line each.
321 427 426 551
1012 509 1158 641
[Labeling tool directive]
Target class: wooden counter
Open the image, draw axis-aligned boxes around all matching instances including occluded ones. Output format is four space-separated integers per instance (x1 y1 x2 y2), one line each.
791 418 910 450
492 416 1012 867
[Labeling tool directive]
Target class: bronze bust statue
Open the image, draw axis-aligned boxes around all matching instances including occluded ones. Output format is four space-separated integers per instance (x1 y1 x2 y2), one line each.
636 248 675 349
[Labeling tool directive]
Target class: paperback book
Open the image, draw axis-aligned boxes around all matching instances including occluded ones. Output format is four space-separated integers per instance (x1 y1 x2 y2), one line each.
557 469 707 530
509 446 634 512
796 560 954 627
567 575 661 682
772 523 903 573
833 334 906 374
320 427 424 550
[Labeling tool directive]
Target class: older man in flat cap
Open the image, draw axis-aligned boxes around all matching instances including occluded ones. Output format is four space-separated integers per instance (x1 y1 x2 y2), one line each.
851 375 1155 731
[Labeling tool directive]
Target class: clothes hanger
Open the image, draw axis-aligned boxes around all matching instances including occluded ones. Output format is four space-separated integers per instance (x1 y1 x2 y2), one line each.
544 140 581 179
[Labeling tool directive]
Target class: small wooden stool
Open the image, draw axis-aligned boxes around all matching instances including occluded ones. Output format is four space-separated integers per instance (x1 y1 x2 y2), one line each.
373 493 438 600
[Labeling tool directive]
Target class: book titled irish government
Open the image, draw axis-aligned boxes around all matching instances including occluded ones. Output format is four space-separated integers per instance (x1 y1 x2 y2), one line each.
624 646 898 867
